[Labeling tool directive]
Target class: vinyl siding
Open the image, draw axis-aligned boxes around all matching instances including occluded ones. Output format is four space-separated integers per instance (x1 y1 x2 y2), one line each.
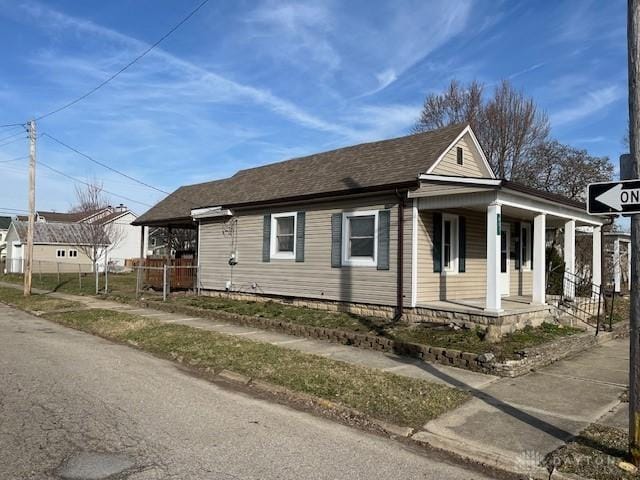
417 209 532 302
199 195 404 307
417 208 487 301
431 133 492 178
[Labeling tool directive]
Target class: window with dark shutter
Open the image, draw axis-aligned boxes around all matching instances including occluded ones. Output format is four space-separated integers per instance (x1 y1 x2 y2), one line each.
331 213 342 268
458 216 466 273
262 214 271 262
377 210 390 270
295 212 305 262
456 146 464 165
433 212 442 273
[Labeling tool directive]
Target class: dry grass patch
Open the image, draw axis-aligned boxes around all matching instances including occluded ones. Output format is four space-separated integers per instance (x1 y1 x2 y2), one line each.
0 286 82 313
45 309 469 427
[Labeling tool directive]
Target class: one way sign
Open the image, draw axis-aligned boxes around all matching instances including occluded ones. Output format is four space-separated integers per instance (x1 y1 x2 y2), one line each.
588 179 640 215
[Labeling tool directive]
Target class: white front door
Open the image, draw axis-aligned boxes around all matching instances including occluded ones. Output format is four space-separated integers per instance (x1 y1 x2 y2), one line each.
500 226 510 296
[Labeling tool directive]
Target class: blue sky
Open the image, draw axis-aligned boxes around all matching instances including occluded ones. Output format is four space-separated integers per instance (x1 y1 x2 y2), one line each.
0 0 628 216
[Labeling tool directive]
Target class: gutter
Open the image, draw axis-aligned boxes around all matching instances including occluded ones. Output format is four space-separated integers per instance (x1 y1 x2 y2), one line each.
395 189 406 320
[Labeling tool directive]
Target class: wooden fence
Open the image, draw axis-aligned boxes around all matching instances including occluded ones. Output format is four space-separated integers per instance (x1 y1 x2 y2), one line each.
141 258 196 290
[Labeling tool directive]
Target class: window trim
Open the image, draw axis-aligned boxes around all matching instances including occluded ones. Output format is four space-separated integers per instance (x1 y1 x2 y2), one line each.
270 212 297 260
56 249 66 258
521 223 532 271
342 210 378 267
441 213 459 274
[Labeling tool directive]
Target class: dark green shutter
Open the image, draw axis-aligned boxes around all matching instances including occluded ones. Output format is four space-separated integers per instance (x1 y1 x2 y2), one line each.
433 212 442 273
295 212 305 262
515 222 521 270
377 210 390 270
331 213 342 268
458 216 466 273
262 215 271 262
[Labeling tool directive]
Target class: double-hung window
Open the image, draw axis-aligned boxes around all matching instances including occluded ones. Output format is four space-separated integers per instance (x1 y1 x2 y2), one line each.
68 249 78 258
56 249 66 258
442 214 459 273
342 211 378 267
270 212 297 260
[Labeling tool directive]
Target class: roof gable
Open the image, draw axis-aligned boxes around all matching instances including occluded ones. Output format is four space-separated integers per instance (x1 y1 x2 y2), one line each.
426 126 494 178
135 123 468 225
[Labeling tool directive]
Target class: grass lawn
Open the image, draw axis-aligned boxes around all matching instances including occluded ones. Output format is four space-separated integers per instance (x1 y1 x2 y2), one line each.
0 272 137 297
44 308 469 427
546 424 638 479
0 286 83 313
0 273 583 361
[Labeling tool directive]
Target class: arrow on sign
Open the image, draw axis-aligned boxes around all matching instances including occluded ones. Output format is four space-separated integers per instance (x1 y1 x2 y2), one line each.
595 183 640 211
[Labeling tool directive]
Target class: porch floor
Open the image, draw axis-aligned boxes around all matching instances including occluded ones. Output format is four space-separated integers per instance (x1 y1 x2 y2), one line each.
417 295 552 317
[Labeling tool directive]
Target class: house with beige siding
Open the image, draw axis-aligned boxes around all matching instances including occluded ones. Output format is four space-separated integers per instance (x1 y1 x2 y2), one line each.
134 124 604 333
4 221 102 274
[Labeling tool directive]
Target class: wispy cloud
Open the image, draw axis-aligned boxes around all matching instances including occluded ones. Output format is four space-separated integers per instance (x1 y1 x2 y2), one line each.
550 85 624 126
245 1 340 71
17 1 353 137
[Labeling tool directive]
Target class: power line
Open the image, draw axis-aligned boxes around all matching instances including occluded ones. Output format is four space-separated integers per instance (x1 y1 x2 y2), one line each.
0 123 26 128
0 155 28 164
0 135 27 148
0 129 26 143
38 160 154 208
36 0 210 121
42 133 172 196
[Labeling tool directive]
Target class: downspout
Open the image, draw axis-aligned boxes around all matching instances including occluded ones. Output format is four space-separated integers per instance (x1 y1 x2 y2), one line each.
395 190 406 320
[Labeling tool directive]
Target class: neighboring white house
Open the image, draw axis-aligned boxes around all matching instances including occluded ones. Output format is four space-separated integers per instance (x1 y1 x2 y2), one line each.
16 205 148 270
0 216 11 260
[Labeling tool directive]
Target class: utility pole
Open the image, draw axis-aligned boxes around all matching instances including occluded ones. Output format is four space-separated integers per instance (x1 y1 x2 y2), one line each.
628 0 640 465
23 119 36 297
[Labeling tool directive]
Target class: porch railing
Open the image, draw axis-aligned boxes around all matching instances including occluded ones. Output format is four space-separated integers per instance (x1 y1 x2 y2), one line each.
547 268 614 334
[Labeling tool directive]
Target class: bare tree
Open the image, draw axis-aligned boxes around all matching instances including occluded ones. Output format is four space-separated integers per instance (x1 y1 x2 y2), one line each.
70 182 124 269
414 79 550 179
516 141 614 200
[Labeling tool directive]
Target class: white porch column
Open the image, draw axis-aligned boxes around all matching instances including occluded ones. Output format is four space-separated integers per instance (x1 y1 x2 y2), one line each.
614 238 621 293
532 213 546 305
592 226 602 298
485 202 502 312
563 219 576 299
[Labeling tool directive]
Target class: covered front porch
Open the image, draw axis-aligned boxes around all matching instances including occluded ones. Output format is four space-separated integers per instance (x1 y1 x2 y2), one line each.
409 177 603 321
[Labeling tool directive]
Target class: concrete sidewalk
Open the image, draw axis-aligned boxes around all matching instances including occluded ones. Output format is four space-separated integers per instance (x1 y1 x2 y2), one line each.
2 282 629 476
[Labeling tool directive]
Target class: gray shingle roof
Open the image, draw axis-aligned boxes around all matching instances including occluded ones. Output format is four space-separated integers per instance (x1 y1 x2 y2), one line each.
11 221 109 245
134 123 468 226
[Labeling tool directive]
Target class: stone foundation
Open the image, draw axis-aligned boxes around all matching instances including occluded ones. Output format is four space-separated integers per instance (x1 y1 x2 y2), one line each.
201 288 555 334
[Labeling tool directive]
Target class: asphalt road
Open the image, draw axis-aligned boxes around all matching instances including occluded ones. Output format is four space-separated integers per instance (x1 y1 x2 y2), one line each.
0 304 492 480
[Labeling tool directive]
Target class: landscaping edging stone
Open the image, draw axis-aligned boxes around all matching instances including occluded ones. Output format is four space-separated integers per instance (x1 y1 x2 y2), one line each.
123 296 630 378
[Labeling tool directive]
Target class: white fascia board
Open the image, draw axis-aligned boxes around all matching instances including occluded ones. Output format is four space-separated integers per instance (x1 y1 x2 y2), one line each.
497 190 603 226
424 125 496 179
191 206 233 219
418 174 502 186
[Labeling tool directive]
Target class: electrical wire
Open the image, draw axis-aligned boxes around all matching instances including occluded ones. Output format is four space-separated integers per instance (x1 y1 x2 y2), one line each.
0 135 27 148
38 160 154 208
35 0 210 121
0 155 28 164
0 129 26 143
0 123 26 128
41 133 171 196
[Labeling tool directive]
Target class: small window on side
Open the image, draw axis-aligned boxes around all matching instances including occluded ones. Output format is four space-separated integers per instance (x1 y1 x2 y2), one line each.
56 249 66 258
456 146 464 165
270 212 297 260
68 249 78 258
